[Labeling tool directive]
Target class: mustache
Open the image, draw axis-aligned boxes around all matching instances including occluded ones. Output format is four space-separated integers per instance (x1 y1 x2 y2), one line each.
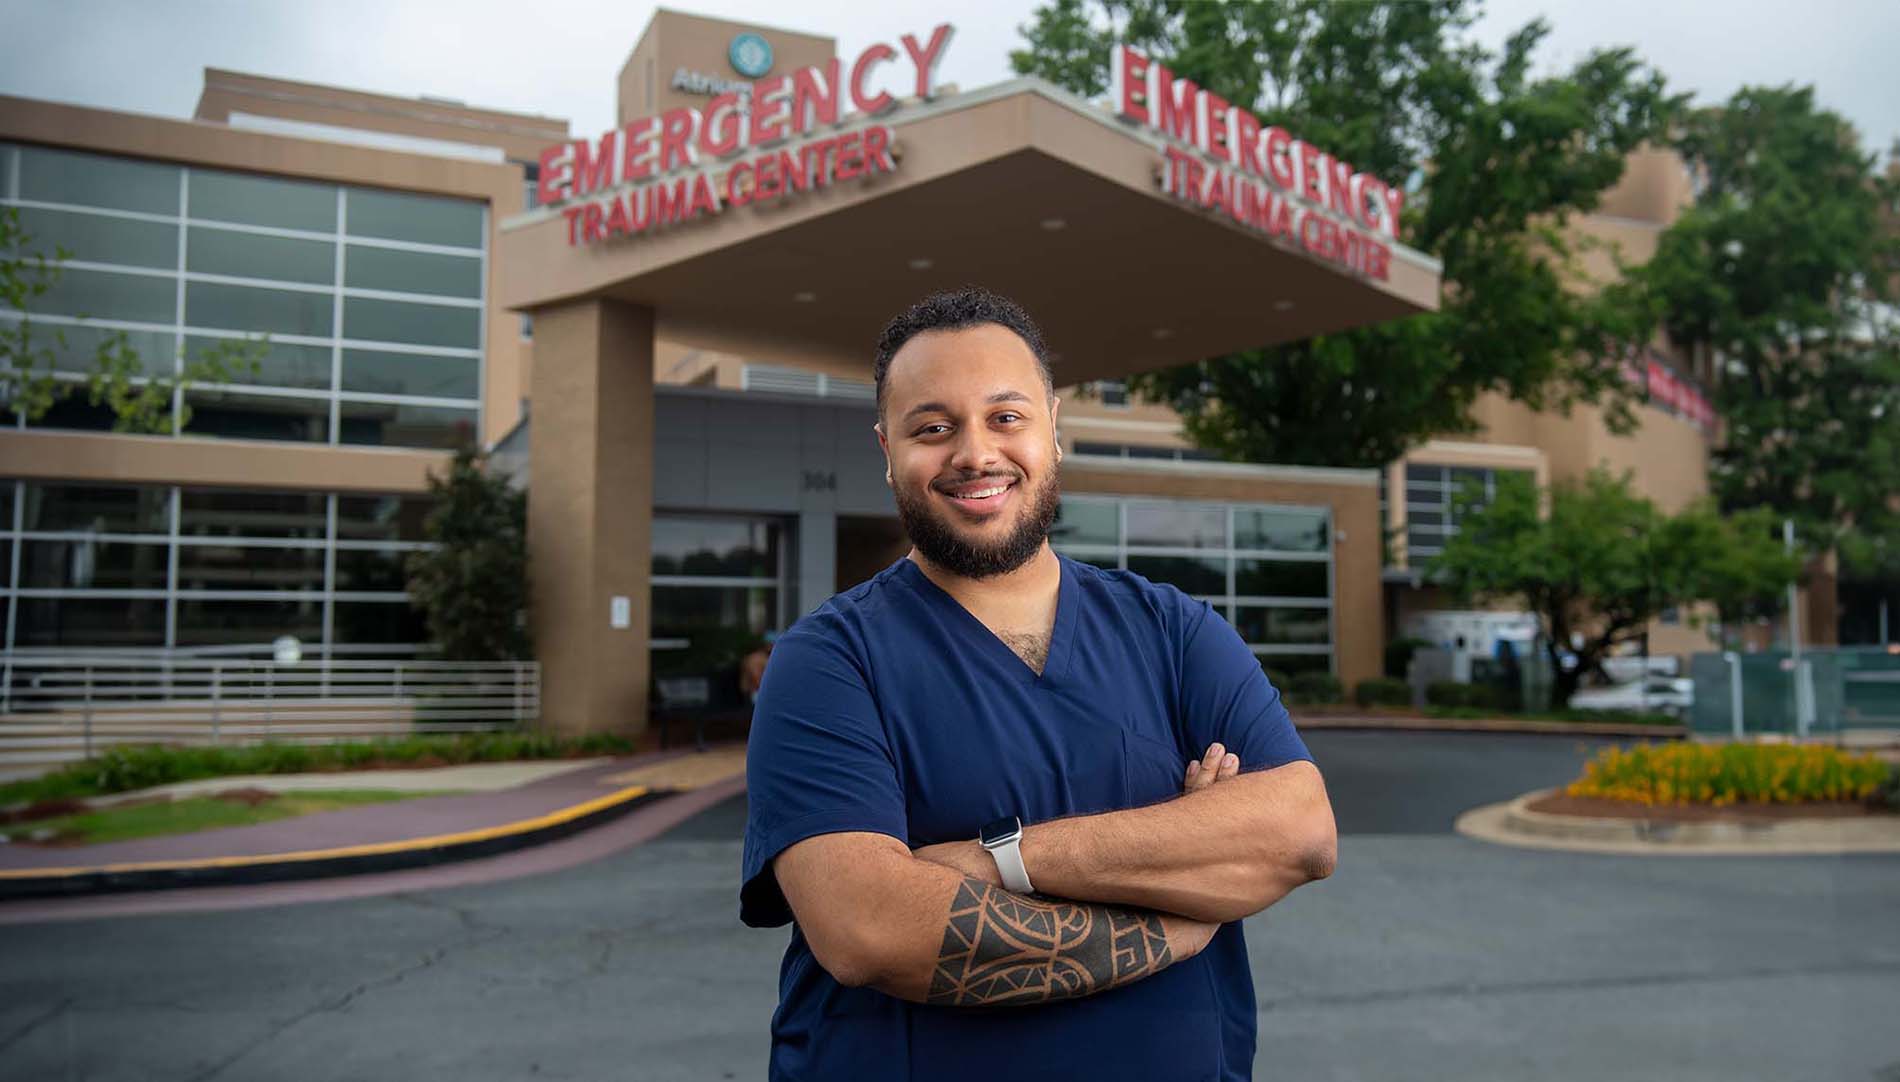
931 470 1022 492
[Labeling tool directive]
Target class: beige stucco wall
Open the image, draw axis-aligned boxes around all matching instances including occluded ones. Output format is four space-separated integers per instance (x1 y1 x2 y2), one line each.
618 10 837 125
0 430 447 493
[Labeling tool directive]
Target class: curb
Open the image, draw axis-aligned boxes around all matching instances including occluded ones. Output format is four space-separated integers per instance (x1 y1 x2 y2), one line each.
0 784 665 901
1295 716 1688 739
1454 787 1900 856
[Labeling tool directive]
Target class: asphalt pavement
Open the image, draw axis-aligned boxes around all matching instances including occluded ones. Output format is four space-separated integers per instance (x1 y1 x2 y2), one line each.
2 730 1896 1082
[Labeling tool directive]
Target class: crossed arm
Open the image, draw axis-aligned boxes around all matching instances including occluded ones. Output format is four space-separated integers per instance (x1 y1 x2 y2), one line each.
773 743 1336 1006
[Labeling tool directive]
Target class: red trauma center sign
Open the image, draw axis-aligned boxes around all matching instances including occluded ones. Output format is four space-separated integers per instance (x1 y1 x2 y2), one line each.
539 25 954 247
1112 45 1401 281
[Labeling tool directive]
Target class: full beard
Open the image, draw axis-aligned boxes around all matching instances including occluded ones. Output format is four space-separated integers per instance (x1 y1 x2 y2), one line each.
894 465 1062 580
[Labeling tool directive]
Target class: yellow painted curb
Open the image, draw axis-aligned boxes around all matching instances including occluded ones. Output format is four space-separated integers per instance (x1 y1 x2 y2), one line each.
0 784 652 883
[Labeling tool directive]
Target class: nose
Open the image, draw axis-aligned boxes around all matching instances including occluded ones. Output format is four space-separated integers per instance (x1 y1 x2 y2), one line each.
947 422 1004 475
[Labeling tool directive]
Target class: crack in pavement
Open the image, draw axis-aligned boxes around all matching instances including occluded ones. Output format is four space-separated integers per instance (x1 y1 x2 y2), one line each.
0 996 74 1055
1257 957 1900 1012
175 892 511 1082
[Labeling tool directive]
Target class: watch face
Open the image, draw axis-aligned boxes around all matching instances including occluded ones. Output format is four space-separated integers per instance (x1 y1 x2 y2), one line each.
980 816 1021 847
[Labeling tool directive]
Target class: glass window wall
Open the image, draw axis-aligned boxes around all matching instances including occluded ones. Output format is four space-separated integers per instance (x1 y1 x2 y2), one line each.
1051 495 1336 673
3 142 485 452
0 478 434 651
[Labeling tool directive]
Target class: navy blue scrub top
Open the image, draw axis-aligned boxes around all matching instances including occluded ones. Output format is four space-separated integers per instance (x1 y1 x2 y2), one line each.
741 553 1315 1082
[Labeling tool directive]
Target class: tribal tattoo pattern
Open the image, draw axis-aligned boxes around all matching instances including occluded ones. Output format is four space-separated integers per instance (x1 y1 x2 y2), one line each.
926 876 1174 1006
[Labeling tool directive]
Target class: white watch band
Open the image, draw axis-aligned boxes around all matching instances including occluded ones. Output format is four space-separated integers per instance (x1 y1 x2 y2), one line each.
987 835 1034 894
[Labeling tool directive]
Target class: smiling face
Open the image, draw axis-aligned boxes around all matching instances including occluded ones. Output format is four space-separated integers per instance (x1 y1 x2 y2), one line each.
876 322 1063 580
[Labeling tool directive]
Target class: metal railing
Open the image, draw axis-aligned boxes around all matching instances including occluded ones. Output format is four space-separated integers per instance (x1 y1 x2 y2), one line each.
0 653 539 771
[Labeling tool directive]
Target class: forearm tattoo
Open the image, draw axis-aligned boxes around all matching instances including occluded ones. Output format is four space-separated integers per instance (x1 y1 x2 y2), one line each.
927 876 1175 1006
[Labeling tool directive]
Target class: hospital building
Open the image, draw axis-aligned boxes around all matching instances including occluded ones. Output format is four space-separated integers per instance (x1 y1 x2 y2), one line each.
0 9 1842 737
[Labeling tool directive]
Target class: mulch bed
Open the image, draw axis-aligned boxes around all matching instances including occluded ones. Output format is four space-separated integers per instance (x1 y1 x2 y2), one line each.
1528 791 1891 822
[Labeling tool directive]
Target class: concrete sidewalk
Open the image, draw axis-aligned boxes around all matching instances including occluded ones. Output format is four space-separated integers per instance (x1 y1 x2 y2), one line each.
0 744 749 900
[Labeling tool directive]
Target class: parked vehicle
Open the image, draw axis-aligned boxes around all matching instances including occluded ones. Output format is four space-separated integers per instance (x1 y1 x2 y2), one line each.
1568 678 1694 716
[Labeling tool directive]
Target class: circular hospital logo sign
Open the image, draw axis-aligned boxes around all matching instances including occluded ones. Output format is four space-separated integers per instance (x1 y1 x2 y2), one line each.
729 33 774 79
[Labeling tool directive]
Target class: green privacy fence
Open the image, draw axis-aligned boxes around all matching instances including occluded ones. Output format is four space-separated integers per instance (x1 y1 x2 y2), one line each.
1689 648 1900 736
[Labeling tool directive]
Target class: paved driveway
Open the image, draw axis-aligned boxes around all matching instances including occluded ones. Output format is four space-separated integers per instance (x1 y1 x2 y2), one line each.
2 731 1896 1081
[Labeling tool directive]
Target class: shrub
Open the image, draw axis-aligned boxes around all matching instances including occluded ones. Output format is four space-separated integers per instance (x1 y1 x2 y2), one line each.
1354 677 1412 708
1384 636 1430 679
1566 742 1891 806
0 731 640 808
1424 681 1511 711
1285 672 1344 705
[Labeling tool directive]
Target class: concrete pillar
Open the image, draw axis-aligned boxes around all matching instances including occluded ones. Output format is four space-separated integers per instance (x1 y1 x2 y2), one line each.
797 509 837 615
527 297 654 736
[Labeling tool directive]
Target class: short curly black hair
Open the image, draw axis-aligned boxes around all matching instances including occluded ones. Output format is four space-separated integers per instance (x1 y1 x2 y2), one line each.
872 287 1053 423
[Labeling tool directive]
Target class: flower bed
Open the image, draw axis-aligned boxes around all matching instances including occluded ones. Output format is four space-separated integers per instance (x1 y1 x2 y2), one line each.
1565 742 1894 808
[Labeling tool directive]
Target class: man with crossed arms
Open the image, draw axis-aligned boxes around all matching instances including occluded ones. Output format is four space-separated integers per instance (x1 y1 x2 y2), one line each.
741 288 1338 1081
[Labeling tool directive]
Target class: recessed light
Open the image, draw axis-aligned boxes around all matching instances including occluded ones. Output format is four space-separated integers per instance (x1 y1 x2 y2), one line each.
793 291 817 303
1151 328 1173 340
1273 300 1295 311
1039 217 1066 231
908 257 933 270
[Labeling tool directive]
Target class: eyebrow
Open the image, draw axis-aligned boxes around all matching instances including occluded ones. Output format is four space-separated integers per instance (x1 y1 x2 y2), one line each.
901 390 1035 424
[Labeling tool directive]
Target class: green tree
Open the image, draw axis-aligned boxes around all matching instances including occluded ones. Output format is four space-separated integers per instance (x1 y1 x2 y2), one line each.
2 207 265 433
1640 87 1900 560
405 447 532 662
1012 0 1678 467
1429 470 1798 706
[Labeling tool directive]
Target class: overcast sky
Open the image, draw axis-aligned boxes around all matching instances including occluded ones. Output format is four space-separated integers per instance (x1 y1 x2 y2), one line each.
2 0 1895 160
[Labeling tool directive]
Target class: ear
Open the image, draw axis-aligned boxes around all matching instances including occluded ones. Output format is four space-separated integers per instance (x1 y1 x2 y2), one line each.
874 422 893 486
1049 395 1062 462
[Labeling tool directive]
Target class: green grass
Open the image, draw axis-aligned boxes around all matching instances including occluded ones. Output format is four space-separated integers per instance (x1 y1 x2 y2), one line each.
2 789 444 846
0 731 639 809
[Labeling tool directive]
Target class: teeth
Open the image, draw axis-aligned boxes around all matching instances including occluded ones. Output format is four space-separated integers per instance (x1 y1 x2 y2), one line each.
957 485 1009 499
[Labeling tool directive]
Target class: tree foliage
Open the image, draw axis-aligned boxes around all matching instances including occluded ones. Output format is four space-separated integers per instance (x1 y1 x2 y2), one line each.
1429 471 1798 706
404 448 532 662
1012 0 1678 467
1640 86 1900 570
2 206 265 433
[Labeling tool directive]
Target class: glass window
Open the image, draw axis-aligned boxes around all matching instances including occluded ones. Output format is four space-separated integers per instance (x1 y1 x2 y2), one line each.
1063 551 1120 572
15 206 177 268
183 389 330 443
332 599 427 644
17 539 169 589
187 169 336 233
339 349 478 400
187 226 334 285
0 481 14 529
14 596 166 647
1126 503 1224 549
1051 498 1119 546
36 324 177 378
1126 554 1225 595
186 281 332 337
1256 653 1333 679
652 584 778 639
652 517 779 577
1071 441 1124 457
1233 605 1331 645
344 245 481 299
1126 445 1175 460
337 495 431 543
1 144 16 198
173 597 323 646
17 145 179 216
34 267 177 324
184 335 331 390
1235 508 1329 553
176 543 326 591
335 547 410 593
337 400 476 450
345 188 483 248
179 488 326 540
1407 509 1444 528
21 482 169 534
24 390 118 433
1236 558 1329 598
1405 464 1446 486
342 296 479 349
